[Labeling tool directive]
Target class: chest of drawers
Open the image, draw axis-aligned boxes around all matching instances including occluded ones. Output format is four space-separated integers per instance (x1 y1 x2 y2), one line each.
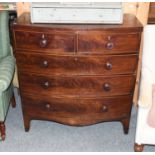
12 13 143 134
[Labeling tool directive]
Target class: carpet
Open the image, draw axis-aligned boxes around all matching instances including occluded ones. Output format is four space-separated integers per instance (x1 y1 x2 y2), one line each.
0 89 155 152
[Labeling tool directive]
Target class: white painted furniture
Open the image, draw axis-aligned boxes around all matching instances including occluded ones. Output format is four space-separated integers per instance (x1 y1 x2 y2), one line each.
135 25 155 152
31 2 123 24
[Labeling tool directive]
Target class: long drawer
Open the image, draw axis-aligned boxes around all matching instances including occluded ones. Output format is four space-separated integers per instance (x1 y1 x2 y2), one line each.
22 94 132 126
19 73 136 96
78 32 141 54
13 30 75 53
16 52 138 76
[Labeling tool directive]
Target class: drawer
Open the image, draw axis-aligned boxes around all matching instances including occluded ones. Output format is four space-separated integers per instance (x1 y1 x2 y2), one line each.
78 32 141 54
22 95 132 125
19 74 136 96
16 52 138 75
14 30 75 53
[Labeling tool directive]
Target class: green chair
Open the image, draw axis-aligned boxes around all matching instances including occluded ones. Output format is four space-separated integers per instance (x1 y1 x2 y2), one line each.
0 11 16 140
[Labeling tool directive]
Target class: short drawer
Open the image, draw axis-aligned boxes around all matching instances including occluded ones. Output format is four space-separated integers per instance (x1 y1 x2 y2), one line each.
14 30 75 53
16 52 138 75
22 95 132 125
78 32 141 54
19 74 136 96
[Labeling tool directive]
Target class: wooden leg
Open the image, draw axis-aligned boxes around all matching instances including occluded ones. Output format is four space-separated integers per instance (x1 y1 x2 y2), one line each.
23 115 31 132
11 92 16 108
134 143 144 152
0 122 6 141
121 117 130 134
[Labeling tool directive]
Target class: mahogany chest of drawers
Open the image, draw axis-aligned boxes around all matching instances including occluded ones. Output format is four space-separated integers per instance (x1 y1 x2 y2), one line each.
12 13 143 134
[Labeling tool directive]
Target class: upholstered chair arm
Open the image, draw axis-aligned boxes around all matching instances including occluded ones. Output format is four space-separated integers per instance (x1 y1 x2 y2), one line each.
0 55 15 92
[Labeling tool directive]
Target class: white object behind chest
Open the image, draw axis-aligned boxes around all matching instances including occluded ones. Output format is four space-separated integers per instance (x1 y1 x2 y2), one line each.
31 2 123 24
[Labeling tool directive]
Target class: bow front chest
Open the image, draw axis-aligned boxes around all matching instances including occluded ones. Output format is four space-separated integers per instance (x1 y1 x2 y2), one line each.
12 13 143 133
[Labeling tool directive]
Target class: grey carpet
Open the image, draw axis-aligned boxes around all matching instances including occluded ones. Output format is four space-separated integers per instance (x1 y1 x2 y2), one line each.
0 89 155 152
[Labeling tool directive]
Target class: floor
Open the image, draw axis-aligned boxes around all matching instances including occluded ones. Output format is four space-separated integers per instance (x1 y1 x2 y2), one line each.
0 89 155 152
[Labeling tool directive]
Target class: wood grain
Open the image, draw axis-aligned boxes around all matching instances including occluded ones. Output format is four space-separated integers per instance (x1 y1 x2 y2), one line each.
15 52 138 76
22 94 132 126
12 13 143 132
19 73 136 97
14 30 75 53
78 32 141 54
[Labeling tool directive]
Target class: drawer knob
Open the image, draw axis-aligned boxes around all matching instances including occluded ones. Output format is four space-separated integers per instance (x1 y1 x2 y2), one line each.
42 60 49 67
106 42 114 50
44 81 50 88
45 103 51 109
103 83 111 91
102 105 108 112
74 57 78 61
39 34 48 48
105 62 112 70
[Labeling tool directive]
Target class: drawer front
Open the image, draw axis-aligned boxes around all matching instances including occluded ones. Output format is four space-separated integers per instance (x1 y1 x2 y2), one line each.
19 74 136 96
22 95 132 125
78 32 141 54
14 30 75 53
16 52 138 75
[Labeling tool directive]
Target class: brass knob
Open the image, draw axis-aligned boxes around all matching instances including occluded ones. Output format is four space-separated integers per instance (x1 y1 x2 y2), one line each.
106 42 114 50
103 83 111 91
102 105 108 112
105 62 112 70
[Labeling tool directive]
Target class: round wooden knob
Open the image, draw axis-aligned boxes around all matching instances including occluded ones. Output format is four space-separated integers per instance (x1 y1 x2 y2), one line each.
102 105 108 112
39 34 48 48
39 39 48 48
105 62 112 70
106 42 114 50
42 60 49 67
103 83 111 91
44 81 50 88
74 57 78 61
45 103 51 109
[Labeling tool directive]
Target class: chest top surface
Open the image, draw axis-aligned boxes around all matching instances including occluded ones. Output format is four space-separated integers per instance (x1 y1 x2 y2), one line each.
12 13 143 32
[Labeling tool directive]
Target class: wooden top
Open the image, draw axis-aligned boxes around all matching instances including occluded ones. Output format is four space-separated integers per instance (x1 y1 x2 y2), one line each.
13 13 143 32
